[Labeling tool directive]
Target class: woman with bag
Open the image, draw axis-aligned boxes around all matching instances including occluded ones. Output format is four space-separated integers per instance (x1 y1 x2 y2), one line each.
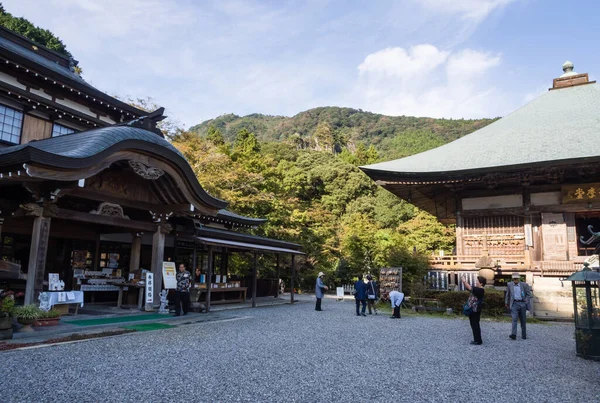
366 274 378 315
461 275 486 345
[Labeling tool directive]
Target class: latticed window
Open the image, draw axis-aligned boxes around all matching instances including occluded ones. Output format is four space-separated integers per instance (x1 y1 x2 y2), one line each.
461 216 525 255
0 104 24 144
52 123 76 137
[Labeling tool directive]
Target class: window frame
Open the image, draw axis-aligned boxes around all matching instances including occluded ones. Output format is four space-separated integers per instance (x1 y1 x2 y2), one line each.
51 122 78 137
0 103 24 145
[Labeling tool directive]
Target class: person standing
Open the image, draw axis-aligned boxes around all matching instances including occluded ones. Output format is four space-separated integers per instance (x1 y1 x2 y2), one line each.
354 275 368 317
505 272 532 340
174 263 191 316
315 272 328 311
366 275 378 315
389 290 404 319
462 275 486 345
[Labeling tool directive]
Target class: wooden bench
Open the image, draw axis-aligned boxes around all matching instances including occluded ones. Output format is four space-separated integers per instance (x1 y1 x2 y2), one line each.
191 287 248 305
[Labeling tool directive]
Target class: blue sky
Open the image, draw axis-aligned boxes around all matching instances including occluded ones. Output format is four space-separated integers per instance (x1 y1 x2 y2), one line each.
4 0 600 128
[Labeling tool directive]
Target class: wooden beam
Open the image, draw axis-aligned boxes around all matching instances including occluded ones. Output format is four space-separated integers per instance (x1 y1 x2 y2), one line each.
206 245 213 313
24 216 51 305
54 207 157 232
150 227 166 310
275 254 280 299
252 252 257 308
462 202 600 216
130 234 142 272
290 255 295 304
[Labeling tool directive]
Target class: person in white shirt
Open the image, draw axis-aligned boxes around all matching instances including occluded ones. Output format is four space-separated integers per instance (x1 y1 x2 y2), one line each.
389 290 404 319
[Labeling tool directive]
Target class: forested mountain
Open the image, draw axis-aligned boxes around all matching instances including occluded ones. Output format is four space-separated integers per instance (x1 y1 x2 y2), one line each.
190 107 496 160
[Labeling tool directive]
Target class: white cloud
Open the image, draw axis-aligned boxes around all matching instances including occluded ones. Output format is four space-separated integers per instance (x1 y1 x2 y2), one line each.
358 45 449 77
416 0 516 21
356 45 504 119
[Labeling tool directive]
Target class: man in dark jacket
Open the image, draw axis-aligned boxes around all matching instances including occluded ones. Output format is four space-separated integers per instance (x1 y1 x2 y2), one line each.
174 263 191 316
354 274 368 317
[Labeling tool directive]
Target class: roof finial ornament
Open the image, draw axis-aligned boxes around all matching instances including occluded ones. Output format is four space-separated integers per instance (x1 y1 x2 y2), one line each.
560 60 577 77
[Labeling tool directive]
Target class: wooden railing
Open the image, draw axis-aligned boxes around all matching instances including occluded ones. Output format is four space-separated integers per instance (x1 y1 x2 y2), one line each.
429 255 586 274
428 255 527 270
537 261 584 275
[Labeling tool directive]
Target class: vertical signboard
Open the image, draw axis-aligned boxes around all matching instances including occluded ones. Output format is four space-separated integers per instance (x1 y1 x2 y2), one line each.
145 273 154 308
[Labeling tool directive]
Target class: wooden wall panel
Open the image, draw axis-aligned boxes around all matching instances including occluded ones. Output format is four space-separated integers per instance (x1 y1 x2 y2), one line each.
541 213 568 261
461 215 525 256
564 212 578 260
21 114 52 144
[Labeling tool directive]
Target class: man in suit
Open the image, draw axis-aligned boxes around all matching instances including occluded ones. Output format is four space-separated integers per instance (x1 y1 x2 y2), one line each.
315 272 328 311
505 272 532 340
354 274 368 317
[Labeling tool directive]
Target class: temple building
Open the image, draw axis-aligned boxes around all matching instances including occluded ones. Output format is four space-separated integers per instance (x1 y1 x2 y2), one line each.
361 61 599 318
0 27 302 312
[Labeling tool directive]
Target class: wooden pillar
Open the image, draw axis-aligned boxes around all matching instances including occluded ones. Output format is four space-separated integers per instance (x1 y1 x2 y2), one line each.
221 249 228 277
192 244 197 272
455 213 464 256
92 235 101 270
149 226 166 309
130 234 142 273
290 254 295 304
275 254 280 298
252 252 257 308
206 245 213 313
25 216 51 305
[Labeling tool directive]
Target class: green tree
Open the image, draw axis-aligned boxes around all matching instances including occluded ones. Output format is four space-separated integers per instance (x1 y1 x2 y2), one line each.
206 125 225 146
0 3 73 58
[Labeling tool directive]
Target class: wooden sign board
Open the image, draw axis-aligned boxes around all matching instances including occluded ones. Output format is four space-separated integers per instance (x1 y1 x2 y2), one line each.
562 183 600 204
162 262 177 289
541 213 568 261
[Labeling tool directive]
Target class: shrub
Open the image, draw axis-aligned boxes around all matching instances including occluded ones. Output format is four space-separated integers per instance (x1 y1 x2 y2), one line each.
437 290 507 317
483 290 507 317
0 295 15 316
39 309 61 319
438 291 470 314
13 304 41 320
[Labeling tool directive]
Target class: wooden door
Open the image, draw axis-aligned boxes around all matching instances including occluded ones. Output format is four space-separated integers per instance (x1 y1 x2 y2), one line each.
541 213 568 261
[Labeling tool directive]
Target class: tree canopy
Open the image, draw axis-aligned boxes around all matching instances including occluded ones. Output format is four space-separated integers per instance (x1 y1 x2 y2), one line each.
0 3 73 59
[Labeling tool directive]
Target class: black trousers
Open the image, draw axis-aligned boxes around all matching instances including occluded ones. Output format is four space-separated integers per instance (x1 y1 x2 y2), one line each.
393 306 401 318
315 298 322 311
175 291 190 315
356 299 366 315
469 310 482 343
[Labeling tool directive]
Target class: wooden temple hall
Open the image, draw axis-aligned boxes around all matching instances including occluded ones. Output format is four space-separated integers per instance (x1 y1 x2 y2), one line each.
0 27 302 311
362 61 600 319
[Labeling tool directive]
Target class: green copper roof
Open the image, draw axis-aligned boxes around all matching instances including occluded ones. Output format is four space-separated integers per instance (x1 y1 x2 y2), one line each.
361 82 600 177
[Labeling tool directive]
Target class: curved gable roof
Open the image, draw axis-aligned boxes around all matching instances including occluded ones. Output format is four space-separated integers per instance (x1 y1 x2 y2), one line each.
361 82 600 179
0 126 228 209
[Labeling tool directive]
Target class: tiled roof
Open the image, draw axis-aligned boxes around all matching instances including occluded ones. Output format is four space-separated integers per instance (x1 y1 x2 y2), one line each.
0 33 93 90
361 82 600 177
0 125 228 209
217 209 267 225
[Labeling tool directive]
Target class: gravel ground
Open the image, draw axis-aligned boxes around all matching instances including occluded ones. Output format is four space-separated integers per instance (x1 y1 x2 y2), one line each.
2 297 599 403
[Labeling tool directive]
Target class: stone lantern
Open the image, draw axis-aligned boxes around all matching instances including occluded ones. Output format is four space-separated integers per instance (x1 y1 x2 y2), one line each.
564 262 600 360
475 234 496 286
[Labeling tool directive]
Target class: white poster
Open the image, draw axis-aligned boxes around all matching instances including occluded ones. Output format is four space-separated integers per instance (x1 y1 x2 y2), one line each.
162 262 177 289
146 273 154 305
336 287 344 299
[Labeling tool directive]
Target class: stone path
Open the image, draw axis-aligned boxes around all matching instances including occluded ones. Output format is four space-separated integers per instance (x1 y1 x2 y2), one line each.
2 297 598 402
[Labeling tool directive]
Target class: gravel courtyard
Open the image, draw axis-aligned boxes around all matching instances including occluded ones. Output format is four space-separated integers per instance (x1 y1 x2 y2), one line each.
2 298 599 403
